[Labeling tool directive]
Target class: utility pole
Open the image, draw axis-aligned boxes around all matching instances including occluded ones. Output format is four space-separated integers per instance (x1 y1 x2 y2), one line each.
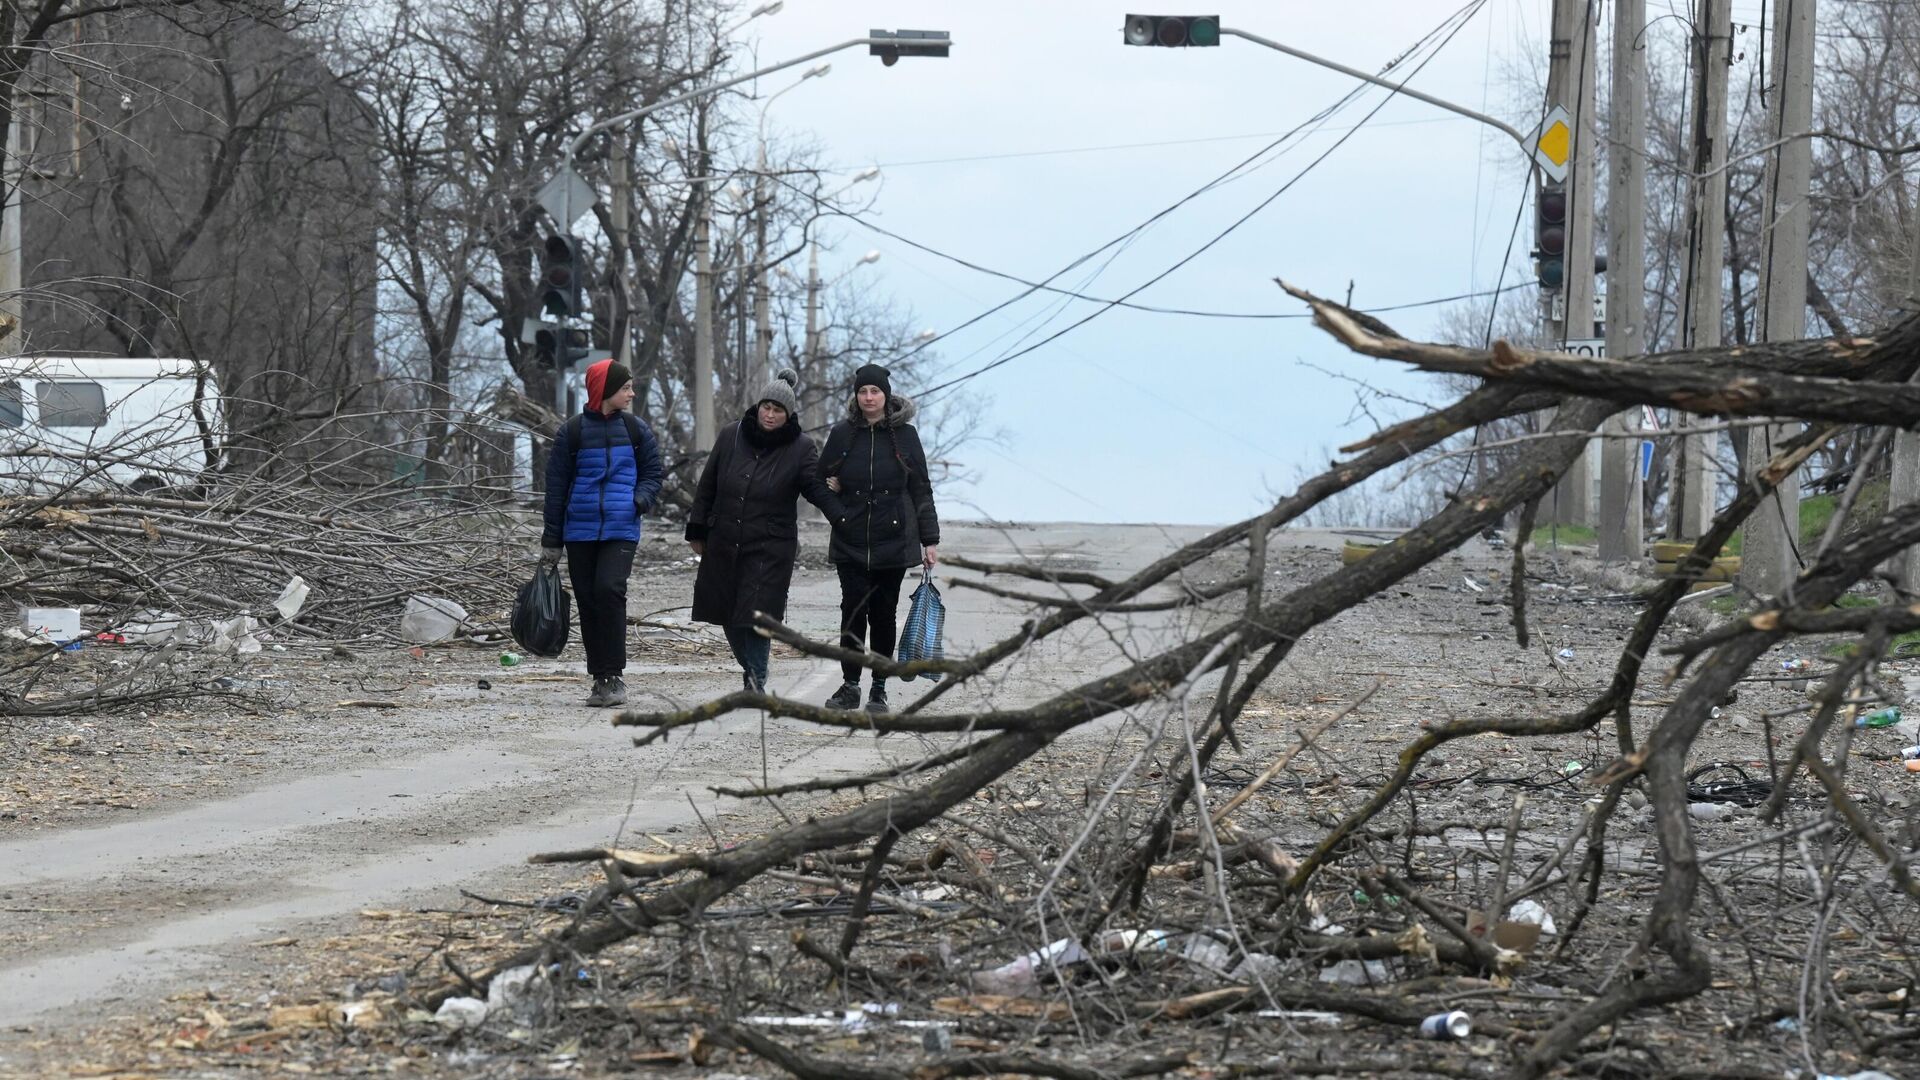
0 98 21 357
751 144 772 381
1544 0 1598 528
803 240 821 397
1669 0 1732 540
607 133 635 368
1886 184 1920 590
1740 0 1815 595
692 127 716 453
1598 0 1647 561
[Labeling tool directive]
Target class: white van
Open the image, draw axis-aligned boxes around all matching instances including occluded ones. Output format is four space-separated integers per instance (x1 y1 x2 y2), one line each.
0 356 223 494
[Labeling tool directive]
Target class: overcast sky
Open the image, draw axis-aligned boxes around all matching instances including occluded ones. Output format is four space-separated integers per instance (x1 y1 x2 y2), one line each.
745 1 1567 525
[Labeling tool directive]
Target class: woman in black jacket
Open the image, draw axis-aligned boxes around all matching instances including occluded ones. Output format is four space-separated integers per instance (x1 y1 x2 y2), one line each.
687 369 845 693
817 363 939 715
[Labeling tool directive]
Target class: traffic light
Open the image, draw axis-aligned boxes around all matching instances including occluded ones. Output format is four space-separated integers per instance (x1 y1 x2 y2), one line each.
539 233 584 318
869 29 950 66
532 326 592 369
1534 183 1567 291
1123 14 1221 47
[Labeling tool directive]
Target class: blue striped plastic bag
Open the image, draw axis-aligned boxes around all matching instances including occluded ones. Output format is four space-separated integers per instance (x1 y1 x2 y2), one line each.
896 568 945 680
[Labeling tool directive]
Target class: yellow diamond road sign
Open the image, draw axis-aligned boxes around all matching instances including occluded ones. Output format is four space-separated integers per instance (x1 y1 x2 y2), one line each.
1530 105 1573 182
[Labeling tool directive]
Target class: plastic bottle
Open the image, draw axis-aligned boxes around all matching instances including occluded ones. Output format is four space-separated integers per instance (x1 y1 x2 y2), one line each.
1856 707 1901 729
499 651 521 668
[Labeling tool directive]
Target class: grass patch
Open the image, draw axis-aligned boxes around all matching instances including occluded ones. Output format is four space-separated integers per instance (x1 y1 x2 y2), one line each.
1800 480 1889 545
1531 523 1597 547
1832 593 1881 609
1708 595 1740 616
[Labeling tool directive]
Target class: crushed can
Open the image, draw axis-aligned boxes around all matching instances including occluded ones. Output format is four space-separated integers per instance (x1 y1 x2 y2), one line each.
1419 1010 1471 1040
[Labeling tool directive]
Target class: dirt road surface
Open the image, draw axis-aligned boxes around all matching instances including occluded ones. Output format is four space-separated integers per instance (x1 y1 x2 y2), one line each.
0 520 1326 1058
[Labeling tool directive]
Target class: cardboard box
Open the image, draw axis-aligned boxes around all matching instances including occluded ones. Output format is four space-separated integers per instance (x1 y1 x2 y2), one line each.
21 606 82 643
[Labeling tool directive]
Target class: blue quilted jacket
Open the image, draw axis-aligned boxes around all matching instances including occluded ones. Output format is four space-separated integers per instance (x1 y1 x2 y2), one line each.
542 410 664 545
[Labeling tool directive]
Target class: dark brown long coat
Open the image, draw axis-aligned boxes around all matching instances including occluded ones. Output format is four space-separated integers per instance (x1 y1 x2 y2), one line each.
687 410 845 626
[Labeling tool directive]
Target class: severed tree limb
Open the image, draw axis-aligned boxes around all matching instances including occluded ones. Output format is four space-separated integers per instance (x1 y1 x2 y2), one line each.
1665 602 1920 661
948 573 1250 613
722 1019 1191 1080
1758 626 1888 822
1518 495 1920 1077
437 395 1612 1011
1511 495 1539 649
1290 423 1836 893
942 552 1115 589
1284 280 1920 425
711 740 990 799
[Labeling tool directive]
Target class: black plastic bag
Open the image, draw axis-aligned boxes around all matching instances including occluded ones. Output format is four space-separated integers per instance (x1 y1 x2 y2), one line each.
511 564 571 658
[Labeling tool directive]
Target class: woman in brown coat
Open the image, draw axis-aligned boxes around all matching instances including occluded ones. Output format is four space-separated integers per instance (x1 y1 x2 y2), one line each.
686 368 846 693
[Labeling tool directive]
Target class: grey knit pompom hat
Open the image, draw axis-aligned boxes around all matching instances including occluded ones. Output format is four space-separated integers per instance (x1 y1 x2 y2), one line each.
756 366 800 415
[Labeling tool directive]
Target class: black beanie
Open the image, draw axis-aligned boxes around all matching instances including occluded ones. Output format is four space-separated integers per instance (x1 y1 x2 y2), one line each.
604 360 633 396
852 363 892 397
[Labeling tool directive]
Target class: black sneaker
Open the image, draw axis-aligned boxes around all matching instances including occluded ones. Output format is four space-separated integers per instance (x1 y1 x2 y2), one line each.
866 683 890 715
601 677 626 707
825 682 862 710
586 678 610 707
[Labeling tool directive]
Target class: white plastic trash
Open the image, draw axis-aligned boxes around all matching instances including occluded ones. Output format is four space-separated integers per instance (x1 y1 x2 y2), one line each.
20 607 81 644
433 996 487 1031
1508 899 1558 936
210 615 262 655
400 595 468 644
273 575 310 621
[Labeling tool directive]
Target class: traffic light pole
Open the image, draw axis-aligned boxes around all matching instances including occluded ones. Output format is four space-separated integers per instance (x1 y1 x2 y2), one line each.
1218 27 1532 157
1542 0 1597 529
566 36 949 165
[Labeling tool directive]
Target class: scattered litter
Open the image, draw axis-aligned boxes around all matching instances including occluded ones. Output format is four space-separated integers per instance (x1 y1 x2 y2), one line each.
1688 802 1735 822
20 606 81 644
210 615 262 655
273 575 310 621
1775 1016 1800 1032
1177 933 1233 974
1461 575 1485 593
485 964 554 1028
400 595 468 644
499 651 521 667
1685 762 1773 805
1857 707 1902 729
433 997 488 1031
1419 1010 1472 1040
1555 648 1575 661
1254 1009 1343 1025
921 1025 953 1052
477 678 493 690
967 937 1088 995
1508 899 1557 936
1318 959 1396 985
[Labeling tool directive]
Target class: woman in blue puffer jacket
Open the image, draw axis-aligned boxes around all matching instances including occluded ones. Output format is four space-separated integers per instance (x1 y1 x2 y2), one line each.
539 359 663 706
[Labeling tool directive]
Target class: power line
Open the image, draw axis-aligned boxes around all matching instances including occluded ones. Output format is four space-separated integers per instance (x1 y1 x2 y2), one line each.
786 0 1488 384
818 205 1534 319
868 115 1473 171
913 0 1492 401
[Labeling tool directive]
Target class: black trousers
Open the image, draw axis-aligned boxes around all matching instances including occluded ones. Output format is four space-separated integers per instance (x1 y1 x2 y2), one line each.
836 563 908 684
565 540 636 678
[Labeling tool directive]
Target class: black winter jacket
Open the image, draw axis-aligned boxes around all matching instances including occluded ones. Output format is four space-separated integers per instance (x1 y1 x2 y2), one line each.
816 393 939 570
686 410 845 626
